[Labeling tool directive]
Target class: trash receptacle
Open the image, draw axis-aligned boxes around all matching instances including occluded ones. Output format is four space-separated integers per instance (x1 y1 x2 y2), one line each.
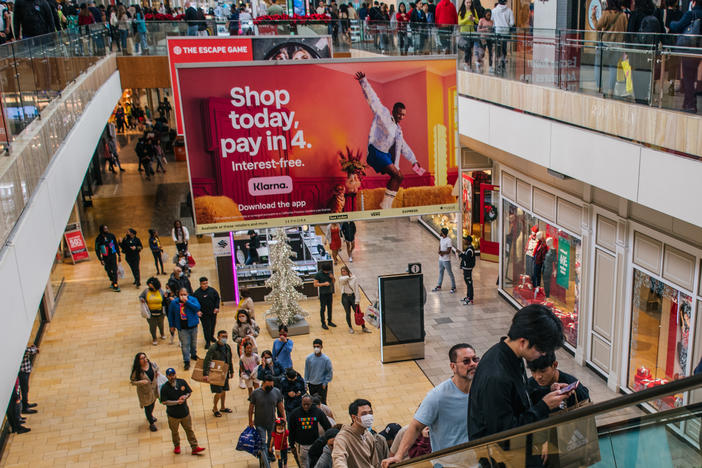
174 137 186 161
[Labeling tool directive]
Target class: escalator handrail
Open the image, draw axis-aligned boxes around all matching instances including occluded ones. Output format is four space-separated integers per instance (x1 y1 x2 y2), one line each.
596 400 702 436
393 372 702 467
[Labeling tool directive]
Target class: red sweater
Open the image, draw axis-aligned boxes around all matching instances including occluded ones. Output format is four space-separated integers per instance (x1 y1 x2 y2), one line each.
434 0 458 25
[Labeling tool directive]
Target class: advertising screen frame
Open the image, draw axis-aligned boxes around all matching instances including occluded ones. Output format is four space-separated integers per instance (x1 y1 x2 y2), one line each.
176 56 459 234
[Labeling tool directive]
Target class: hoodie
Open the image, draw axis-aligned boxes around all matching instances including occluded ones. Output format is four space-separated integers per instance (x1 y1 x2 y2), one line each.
491 3 514 32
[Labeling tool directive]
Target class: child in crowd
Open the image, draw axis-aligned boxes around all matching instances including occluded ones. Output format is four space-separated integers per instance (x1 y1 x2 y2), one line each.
239 340 260 396
269 418 289 468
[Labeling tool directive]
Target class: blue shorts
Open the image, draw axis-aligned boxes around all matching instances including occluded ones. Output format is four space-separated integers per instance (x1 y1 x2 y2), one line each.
367 144 393 174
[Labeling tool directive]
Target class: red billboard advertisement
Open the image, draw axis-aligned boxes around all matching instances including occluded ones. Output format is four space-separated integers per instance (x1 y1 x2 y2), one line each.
176 57 458 233
167 36 333 134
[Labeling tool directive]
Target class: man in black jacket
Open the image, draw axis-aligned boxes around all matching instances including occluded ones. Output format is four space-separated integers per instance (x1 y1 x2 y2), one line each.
192 277 221 350
468 305 573 444
184 1 199 35
95 224 122 291
526 351 590 411
120 228 143 288
13 0 55 39
280 368 306 414
288 395 331 468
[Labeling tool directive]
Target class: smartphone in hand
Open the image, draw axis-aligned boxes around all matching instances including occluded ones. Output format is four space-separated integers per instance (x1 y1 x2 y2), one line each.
558 381 579 394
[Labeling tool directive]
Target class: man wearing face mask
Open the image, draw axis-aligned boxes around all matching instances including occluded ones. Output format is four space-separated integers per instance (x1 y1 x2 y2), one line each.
382 343 477 468
203 330 234 418
288 395 332 468
249 375 286 463
167 288 202 370
305 339 334 405
333 399 388 468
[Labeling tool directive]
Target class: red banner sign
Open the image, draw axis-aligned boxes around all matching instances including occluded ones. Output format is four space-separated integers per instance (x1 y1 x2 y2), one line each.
64 229 89 263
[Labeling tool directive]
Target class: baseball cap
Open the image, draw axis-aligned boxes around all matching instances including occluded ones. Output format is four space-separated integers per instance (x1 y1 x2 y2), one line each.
166 368 176 375
378 423 402 441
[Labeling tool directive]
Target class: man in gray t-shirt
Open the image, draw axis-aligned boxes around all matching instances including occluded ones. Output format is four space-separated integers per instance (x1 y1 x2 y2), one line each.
248 376 285 460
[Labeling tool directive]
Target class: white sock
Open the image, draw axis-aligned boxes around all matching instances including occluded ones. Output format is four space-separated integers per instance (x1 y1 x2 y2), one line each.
380 189 397 209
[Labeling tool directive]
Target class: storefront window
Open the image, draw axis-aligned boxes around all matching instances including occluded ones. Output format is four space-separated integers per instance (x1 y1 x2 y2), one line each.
501 199 582 347
628 269 691 410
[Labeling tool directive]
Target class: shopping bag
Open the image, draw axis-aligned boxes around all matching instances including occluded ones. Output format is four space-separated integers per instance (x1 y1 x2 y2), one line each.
620 59 633 95
140 302 151 319
364 302 380 329
191 359 229 386
354 304 365 326
161 250 169 264
549 398 600 467
156 373 167 399
617 59 624 82
187 253 196 267
126 36 135 55
236 426 262 457
117 264 125 279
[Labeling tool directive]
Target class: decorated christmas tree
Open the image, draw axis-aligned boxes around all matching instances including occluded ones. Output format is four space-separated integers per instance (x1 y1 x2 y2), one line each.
264 229 307 326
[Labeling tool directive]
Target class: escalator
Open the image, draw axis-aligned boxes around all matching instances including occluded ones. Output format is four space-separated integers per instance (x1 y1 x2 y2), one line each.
394 374 702 468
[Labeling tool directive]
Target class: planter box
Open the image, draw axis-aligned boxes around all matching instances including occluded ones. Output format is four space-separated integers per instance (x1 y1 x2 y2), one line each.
266 317 309 337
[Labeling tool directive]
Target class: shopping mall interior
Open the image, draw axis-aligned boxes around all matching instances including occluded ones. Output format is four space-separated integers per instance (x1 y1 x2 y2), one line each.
2 4 702 468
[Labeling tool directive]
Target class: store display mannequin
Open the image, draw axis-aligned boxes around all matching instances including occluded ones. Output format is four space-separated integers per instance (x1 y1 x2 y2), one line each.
525 225 539 276
531 231 547 295
543 237 556 298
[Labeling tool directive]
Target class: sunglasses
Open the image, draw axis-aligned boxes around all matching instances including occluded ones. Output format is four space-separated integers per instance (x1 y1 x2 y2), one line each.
453 357 481 365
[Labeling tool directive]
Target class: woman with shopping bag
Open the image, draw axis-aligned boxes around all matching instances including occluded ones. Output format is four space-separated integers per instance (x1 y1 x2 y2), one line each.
139 277 168 345
130 352 163 432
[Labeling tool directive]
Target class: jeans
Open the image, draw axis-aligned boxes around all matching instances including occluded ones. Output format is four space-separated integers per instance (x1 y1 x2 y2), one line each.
119 29 127 50
178 327 198 363
144 402 156 423
257 426 273 460
187 25 198 36
437 260 456 289
147 314 165 340
308 383 327 404
18 372 30 409
152 250 164 273
168 414 198 448
298 443 311 468
278 448 289 468
543 268 553 297
341 293 356 328
463 269 474 301
319 293 333 324
136 31 148 53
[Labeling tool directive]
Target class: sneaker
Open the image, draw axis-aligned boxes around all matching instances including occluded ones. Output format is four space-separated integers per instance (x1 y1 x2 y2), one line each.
26 403 37 408
239 379 246 389
328 322 337 327
348 328 355 334
321 324 329 330
431 287 441 292
173 446 181 454
169 335 175 344
192 447 206 455
450 288 456 294
362 328 372 333
349 257 353 262
15 426 31 434
184 362 190 371
465 300 474 306
191 355 199 361
149 423 157 432
152 340 157 346
160 335 166 340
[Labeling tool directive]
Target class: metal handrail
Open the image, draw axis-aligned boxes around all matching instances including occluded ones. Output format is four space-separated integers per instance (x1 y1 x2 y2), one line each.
393 372 702 467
